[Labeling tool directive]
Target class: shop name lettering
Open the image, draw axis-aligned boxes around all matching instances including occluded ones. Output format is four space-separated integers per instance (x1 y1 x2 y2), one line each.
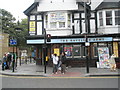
59 38 110 43
60 39 85 42
88 38 105 42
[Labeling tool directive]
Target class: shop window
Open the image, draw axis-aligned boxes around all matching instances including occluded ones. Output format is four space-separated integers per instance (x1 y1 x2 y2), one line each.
64 45 72 58
61 44 86 58
73 45 86 58
115 10 120 25
106 11 113 25
73 46 81 58
99 12 103 26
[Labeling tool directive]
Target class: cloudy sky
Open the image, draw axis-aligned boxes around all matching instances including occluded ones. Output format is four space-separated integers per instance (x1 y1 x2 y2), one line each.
1 0 118 21
0 0 34 21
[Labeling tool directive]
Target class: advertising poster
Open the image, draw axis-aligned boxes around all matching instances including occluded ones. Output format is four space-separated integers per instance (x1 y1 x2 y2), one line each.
98 47 110 68
64 47 72 57
29 21 36 35
50 12 66 22
54 48 60 56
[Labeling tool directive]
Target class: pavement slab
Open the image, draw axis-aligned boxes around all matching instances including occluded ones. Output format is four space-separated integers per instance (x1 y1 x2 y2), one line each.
0 63 120 77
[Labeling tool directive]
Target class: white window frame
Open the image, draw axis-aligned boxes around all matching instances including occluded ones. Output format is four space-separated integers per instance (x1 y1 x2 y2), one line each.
98 12 103 26
98 9 120 27
105 11 113 26
30 15 35 20
114 10 120 25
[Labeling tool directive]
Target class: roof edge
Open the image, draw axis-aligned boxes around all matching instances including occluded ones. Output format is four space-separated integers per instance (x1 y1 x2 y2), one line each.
23 2 39 16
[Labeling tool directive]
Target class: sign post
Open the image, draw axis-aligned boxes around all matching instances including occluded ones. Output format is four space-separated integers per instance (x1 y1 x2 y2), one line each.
10 39 17 72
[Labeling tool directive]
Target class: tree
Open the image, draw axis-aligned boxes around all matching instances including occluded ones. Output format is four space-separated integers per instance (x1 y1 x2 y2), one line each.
0 9 29 49
15 18 28 49
0 8 16 37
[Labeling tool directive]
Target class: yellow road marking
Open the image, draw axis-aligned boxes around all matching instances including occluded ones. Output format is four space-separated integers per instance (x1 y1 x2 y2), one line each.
0 75 120 79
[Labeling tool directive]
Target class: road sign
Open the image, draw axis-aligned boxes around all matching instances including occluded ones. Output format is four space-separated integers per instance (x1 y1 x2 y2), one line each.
10 39 17 45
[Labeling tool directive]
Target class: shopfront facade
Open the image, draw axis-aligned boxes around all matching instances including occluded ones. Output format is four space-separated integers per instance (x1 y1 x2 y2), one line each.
24 0 120 67
26 34 120 67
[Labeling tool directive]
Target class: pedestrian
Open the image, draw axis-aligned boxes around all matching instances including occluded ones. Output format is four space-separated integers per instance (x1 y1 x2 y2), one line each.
57 56 62 72
7 52 12 69
12 53 17 71
109 54 116 71
60 52 66 74
2 54 7 71
52 54 59 74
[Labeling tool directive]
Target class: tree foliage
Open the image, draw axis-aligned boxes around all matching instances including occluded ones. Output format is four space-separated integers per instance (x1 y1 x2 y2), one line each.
16 18 28 49
0 8 16 36
0 8 29 49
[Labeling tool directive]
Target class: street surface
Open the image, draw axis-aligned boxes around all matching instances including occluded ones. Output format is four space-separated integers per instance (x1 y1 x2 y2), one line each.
1 75 119 88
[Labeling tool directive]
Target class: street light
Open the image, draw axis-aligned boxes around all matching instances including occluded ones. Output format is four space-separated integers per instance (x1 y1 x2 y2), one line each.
84 0 91 73
43 28 47 73
14 28 23 68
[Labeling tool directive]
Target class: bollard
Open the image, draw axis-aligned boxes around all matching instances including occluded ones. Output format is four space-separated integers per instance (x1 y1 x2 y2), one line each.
16 56 17 67
30 56 32 63
25 57 27 64
12 59 15 72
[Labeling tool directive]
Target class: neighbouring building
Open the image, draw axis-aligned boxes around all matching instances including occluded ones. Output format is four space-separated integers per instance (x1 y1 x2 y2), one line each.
24 0 120 67
0 33 9 59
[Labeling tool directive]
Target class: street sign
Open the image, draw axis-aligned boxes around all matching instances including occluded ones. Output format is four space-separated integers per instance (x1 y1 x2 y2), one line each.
10 39 17 45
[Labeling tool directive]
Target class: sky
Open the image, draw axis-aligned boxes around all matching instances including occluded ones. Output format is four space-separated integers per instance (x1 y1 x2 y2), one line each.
0 0 34 21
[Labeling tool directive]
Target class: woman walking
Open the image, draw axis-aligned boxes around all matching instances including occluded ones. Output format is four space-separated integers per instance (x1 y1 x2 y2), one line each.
52 54 59 74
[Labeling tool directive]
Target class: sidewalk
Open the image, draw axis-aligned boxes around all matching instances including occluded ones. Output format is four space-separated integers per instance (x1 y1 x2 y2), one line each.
0 63 120 77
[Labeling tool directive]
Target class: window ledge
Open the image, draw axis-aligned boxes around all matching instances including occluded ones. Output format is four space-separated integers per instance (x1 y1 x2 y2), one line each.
46 28 72 31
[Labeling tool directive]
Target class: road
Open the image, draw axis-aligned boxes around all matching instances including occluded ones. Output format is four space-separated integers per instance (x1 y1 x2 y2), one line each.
0 75 120 89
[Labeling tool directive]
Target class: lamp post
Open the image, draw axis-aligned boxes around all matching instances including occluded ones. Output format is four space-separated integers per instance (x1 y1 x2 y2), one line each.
43 28 47 73
84 0 91 73
14 27 23 67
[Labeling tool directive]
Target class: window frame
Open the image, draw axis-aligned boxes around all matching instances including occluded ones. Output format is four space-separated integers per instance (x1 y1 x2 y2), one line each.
115 10 120 25
98 9 120 27
99 12 103 26
105 11 113 25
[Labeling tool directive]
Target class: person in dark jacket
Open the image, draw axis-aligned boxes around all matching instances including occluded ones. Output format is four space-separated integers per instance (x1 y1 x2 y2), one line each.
60 52 66 74
7 52 12 69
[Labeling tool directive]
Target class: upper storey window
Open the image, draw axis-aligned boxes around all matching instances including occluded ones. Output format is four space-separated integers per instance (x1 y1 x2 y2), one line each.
106 11 112 25
115 10 120 25
99 12 103 26
98 10 120 27
45 12 72 29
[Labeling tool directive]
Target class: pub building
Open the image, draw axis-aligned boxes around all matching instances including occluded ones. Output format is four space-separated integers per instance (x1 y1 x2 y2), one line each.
24 0 120 67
